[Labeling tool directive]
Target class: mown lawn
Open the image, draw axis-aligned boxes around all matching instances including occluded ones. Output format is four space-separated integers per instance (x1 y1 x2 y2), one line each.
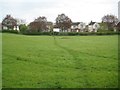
2 33 118 88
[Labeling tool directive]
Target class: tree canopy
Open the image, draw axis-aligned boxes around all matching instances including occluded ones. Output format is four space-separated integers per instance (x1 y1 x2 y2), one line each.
29 16 47 32
56 13 72 31
102 14 119 30
19 24 28 33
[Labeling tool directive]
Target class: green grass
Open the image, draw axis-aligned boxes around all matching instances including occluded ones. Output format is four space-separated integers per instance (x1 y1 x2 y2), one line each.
2 33 118 88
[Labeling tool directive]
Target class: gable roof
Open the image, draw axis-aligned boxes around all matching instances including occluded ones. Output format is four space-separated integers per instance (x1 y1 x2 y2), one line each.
89 21 96 25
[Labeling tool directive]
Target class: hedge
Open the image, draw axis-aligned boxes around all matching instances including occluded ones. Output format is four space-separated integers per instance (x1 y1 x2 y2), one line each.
22 30 52 35
22 31 119 36
1 29 19 34
1 29 119 36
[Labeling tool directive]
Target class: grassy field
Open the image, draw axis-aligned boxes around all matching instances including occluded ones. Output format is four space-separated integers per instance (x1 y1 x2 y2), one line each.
2 33 118 88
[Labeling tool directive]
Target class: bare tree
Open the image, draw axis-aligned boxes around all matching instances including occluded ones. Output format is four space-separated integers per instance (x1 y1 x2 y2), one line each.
56 13 72 32
102 14 119 30
29 16 47 32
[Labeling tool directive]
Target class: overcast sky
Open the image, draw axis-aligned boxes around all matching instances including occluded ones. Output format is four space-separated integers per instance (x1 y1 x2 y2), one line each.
0 0 119 24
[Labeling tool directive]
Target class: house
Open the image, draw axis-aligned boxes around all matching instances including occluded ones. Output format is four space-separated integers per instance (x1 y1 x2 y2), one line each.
53 28 60 32
79 22 86 32
2 15 19 30
71 22 80 32
53 23 71 32
88 21 100 32
71 22 86 32
53 24 60 32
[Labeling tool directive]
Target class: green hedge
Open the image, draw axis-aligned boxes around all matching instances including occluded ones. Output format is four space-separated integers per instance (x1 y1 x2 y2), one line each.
22 30 52 35
22 31 119 36
54 32 119 36
1 29 19 34
1 29 119 36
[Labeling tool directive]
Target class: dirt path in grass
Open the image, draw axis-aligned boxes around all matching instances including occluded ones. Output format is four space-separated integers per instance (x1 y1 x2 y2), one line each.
53 36 78 60
52 36 85 69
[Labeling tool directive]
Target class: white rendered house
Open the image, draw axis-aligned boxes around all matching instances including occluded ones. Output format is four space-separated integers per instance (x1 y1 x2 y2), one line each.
88 21 100 32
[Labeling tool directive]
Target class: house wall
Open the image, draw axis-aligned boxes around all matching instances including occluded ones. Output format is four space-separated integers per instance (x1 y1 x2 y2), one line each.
79 23 86 32
53 28 60 32
71 25 78 30
93 23 100 32
88 25 93 32
13 26 19 31
88 23 100 32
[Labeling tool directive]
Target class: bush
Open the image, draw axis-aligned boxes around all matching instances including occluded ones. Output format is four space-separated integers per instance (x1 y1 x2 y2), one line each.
19 24 28 33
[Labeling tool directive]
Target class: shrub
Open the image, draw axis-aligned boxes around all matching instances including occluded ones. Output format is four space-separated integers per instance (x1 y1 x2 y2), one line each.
19 24 28 33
